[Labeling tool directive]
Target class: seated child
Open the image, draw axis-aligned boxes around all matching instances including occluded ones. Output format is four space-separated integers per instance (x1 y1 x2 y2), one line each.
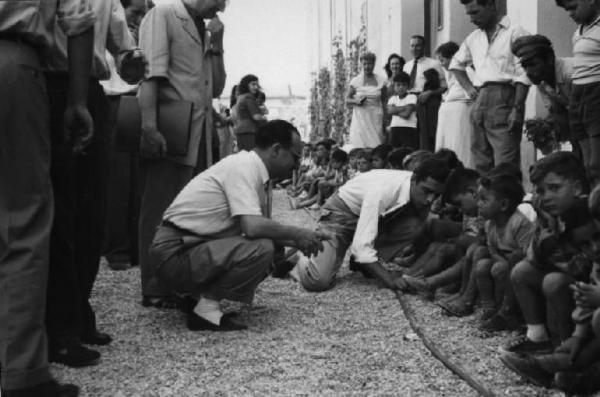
500 184 600 395
347 148 361 179
387 71 418 149
290 140 330 199
355 149 372 175
388 147 413 170
400 168 486 302
474 174 535 332
505 152 594 355
288 143 313 193
371 144 393 169
296 149 349 209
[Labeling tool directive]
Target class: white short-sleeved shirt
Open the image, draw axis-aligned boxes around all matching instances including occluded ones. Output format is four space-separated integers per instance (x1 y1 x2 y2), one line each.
573 16 600 84
163 150 270 238
388 94 417 128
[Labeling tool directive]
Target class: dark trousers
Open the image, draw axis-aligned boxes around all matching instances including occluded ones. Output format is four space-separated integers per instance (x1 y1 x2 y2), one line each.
0 39 53 390
139 159 194 297
45 75 110 349
390 127 419 149
103 95 140 266
416 95 441 151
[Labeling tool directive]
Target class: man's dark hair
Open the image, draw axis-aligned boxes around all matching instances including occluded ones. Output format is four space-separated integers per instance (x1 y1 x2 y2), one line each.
392 71 411 85
372 144 393 161
479 174 525 214
434 148 463 170
411 35 426 45
388 147 413 169
331 149 348 164
435 41 460 59
487 162 523 182
413 158 451 184
442 168 481 203
530 151 587 188
238 74 259 95
121 0 132 8
255 120 298 150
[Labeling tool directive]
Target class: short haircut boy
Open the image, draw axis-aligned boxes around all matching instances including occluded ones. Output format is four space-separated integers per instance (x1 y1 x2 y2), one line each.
330 149 349 164
479 174 526 214
442 168 481 204
372 144 392 161
487 162 523 182
434 148 463 171
388 147 413 170
392 71 411 85
315 139 333 152
356 149 372 162
530 151 587 190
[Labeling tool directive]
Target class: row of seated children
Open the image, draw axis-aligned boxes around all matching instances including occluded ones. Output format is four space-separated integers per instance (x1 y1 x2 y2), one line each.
393 151 600 394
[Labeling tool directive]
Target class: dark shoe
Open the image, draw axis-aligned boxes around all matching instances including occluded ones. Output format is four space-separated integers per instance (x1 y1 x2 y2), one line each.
178 295 199 314
81 330 112 346
478 302 497 322
501 335 554 354
187 312 247 332
437 299 473 317
142 296 180 309
402 275 434 300
271 259 296 279
500 351 554 388
349 257 373 279
3 380 79 397
49 343 100 367
556 364 600 395
479 313 522 333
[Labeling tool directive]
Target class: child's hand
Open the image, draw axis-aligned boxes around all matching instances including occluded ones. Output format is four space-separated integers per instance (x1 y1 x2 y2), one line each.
571 282 600 308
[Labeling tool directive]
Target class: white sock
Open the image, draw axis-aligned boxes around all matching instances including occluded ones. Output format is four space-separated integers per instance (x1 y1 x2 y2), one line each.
526 324 549 342
193 296 223 325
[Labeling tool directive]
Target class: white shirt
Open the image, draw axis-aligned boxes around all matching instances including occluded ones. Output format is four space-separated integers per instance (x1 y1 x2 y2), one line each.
388 94 417 128
163 150 270 238
338 170 413 263
450 16 530 86
573 16 600 84
403 56 446 92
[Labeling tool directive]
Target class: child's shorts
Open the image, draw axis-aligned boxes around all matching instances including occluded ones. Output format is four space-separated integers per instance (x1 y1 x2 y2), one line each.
570 82 600 141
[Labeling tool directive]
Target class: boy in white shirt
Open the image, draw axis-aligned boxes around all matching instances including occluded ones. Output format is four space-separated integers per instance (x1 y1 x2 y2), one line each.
387 71 419 149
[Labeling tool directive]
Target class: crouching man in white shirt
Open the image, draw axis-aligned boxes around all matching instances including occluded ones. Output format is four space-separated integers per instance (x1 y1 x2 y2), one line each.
290 159 450 292
150 120 328 331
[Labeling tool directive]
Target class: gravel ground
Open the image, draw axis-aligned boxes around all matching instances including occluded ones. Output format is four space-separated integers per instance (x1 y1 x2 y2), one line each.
52 190 591 396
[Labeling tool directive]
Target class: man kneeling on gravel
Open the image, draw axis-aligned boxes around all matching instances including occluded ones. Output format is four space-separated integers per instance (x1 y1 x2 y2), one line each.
288 158 450 292
150 120 328 331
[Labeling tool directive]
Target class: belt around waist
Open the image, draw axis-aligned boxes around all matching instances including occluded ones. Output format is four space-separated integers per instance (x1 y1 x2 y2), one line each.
480 81 514 89
0 37 41 68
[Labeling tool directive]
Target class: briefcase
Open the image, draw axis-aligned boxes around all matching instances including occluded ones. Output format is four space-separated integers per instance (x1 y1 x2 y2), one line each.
115 95 193 156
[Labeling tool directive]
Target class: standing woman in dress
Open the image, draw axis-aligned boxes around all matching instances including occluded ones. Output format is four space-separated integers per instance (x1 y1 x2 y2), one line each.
434 42 474 168
347 52 388 148
234 74 267 151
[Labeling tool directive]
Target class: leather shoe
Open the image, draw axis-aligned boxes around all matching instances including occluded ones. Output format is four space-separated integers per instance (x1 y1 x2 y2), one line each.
81 330 112 346
187 312 247 331
49 343 100 367
3 380 79 397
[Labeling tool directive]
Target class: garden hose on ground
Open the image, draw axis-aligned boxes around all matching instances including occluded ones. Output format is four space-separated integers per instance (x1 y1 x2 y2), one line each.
394 290 497 397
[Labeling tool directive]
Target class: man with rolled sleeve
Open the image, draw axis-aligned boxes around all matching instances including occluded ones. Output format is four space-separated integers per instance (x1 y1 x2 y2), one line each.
44 0 145 368
451 0 530 174
0 2 95 396
150 120 328 331
137 0 227 309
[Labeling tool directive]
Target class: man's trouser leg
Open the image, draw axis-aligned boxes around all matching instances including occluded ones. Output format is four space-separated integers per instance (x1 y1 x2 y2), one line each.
375 206 424 262
484 84 521 168
0 40 53 390
470 87 495 175
151 225 273 304
139 160 193 298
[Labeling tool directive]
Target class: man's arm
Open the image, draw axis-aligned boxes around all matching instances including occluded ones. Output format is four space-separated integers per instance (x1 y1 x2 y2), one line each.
65 27 95 152
206 17 226 97
452 70 478 100
138 78 167 158
508 82 529 135
240 215 328 257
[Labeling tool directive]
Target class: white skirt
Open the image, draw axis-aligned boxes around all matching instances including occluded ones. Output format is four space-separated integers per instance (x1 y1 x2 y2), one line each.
435 100 474 169
348 106 384 148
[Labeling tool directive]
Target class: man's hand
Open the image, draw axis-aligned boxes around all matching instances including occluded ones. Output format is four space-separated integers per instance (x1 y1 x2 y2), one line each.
417 91 432 105
571 282 600 308
508 107 525 136
120 49 147 85
393 275 408 291
64 104 94 153
139 126 167 159
293 229 329 257
206 16 224 50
